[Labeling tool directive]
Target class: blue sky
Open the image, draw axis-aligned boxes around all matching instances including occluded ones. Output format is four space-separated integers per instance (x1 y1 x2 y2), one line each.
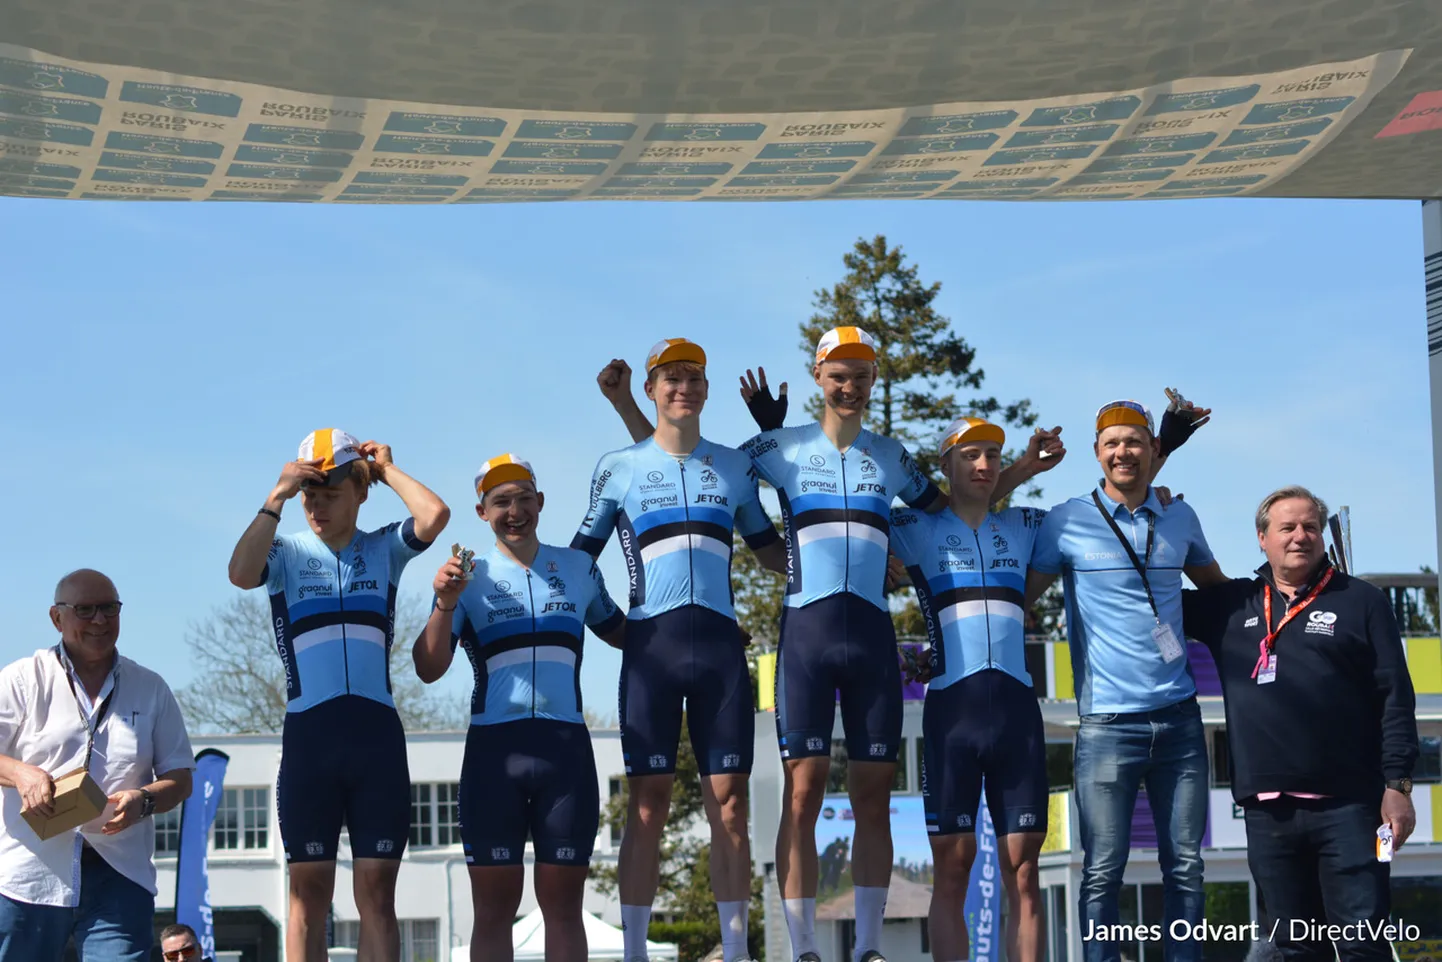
1 196 1433 722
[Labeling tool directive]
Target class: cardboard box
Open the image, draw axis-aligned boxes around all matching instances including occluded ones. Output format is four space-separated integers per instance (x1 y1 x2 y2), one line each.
20 768 108 841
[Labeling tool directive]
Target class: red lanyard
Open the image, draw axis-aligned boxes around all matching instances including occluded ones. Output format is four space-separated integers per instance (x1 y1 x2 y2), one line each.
1251 568 1334 678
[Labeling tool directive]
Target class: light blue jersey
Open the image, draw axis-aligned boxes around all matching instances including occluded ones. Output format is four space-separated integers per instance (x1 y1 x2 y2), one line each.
447 544 624 726
571 438 780 620
741 424 939 610
889 506 1046 689
1031 485 1215 714
264 519 431 714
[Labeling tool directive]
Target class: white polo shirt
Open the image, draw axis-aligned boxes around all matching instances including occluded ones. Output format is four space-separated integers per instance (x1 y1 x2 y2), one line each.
0 646 195 907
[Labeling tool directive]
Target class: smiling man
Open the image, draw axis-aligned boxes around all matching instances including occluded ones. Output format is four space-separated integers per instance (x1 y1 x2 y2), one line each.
1025 398 1225 962
1182 486 1418 961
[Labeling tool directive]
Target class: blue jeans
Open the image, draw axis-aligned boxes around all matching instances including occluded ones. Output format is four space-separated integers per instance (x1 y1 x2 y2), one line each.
1075 696 1209 962
0 845 155 962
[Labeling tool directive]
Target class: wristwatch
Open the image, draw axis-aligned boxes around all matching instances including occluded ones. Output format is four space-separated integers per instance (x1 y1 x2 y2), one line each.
1386 778 1413 796
138 788 156 818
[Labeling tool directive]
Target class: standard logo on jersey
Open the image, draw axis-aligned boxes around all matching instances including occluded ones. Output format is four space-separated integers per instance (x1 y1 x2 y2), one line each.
647 470 666 483
649 753 667 768
491 846 510 860
307 558 322 570
992 534 1009 553
556 846 576 861
809 455 826 467
946 534 963 547
375 839 394 853
722 753 741 769
1244 616 1260 627
1305 610 1338 636
806 736 825 752
305 841 324 856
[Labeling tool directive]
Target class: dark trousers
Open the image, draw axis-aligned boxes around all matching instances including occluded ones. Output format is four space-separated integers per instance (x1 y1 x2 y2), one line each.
1244 797 1391 962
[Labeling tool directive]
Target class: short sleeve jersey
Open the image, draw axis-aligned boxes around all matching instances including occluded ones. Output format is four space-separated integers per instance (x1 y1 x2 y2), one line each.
571 437 779 621
263 519 431 714
1030 486 1215 714
740 423 939 610
447 544 624 726
889 506 1046 689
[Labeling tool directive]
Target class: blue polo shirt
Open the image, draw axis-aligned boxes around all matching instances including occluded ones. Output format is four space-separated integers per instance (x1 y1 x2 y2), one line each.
1031 485 1214 715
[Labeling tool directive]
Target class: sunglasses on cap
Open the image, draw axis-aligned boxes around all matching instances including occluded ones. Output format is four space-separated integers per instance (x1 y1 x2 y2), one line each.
163 945 199 961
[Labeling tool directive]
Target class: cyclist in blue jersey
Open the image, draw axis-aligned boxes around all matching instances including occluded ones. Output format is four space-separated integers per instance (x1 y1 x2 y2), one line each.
589 339 786 962
227 429 450 962
890 416 1063 962
736 328 1060 962
415 455 625 962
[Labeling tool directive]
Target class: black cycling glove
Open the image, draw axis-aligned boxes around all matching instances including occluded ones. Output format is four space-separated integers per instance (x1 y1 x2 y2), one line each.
746 385 788 431
1158 408 1200 458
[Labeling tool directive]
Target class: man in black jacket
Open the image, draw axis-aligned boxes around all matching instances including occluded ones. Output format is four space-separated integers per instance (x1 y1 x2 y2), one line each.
1183 486 1418 961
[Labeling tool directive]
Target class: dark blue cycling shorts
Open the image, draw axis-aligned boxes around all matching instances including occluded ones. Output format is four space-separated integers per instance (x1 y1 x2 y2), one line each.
460 718 598 867
922 669 1049 837
620 604 754 777
774 593 902 764
278 695 411 862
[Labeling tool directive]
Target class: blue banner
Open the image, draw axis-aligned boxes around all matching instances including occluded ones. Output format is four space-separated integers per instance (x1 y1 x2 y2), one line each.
176 748 229 960
963 791 1001 962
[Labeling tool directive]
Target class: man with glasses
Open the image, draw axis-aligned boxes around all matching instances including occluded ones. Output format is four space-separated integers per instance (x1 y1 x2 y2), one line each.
0 569 196 962
160 923 211 962
1025 397 1223 962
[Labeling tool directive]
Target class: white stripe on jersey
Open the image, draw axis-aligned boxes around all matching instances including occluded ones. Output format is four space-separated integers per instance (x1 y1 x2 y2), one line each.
292 622 386 654
485 645 577 673
795 521 889 550
938 599 1025 627
639 533 732 565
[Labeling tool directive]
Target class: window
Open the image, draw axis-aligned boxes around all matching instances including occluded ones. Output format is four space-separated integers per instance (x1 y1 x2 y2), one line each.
1415 736 1441 783
213 788 269 851
608 777 626 846
335 920 440 962
1211 728 1232 788
409 783 461 848
1045 742 1073 791
155 807 181 855
893 739 909 792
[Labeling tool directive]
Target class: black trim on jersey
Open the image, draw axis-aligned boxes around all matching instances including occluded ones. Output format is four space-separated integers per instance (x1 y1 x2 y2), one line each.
458 622 485 716
932 585 1026 610
269 591 302 703
910 482 944 511
636 520 734 549
908 564 945 677
792 507 890 532
570 532 608 557
590 609 625 637
741 525 782 551
777 489 801 596
289 608 390 640
400 517 433 552
482 630 585 659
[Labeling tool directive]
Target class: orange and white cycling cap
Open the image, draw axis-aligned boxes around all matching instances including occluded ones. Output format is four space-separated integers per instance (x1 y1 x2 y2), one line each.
475 454 536 498
814 326 878 364
645 338 707 374
938 416 1006 458
298 428 362 472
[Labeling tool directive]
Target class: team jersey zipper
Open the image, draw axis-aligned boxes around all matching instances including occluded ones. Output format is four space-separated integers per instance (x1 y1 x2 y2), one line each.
679 460 695 606
973 528 995 669
526 567 538 717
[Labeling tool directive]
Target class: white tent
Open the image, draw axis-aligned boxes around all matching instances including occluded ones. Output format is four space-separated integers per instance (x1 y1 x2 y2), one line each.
450 908 680 962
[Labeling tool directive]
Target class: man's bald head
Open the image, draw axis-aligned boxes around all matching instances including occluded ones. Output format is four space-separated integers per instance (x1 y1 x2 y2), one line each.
54 569 118 605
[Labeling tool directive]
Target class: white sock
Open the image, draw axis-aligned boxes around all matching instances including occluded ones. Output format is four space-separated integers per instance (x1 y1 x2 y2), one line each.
621 904 651 961
718 900 749 962
782 897 817 958
853 885 889 962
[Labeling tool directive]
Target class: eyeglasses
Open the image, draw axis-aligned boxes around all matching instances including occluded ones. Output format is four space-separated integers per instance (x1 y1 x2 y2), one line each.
55 602 123 620
162 946 199 961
